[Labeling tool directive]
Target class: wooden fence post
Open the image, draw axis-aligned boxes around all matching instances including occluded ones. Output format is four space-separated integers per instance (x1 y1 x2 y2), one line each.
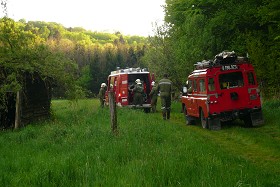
108 91 117 134
14 91 21 129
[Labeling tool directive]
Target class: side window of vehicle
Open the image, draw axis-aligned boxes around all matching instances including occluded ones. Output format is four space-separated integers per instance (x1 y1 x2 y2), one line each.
193 79 197 92
199 79 206 93
208 78 215 91
247 72 256 85
187 79 193 94
187 80 192 89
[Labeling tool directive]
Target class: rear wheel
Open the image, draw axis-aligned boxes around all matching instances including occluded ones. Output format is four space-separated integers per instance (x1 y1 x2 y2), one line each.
144 108 151 113
243 114 253 127
200 109 209 129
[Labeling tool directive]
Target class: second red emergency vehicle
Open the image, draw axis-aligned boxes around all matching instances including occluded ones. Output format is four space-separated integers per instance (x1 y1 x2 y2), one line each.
105 67 154 112
181 51 264 130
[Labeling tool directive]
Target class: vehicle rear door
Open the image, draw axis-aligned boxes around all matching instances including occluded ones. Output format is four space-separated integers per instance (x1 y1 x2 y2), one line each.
217 70 248 111
119 74 129 105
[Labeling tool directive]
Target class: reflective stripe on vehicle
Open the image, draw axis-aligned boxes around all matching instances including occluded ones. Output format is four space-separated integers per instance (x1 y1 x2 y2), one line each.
159 82 171 85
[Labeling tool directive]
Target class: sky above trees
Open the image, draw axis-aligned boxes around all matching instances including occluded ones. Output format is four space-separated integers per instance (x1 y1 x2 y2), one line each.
1 0 165 36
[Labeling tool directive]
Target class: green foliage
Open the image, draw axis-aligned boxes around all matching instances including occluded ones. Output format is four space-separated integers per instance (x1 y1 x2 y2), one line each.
0 18 78 104
0 16 150 99
0 99 279 186
145 0 280 98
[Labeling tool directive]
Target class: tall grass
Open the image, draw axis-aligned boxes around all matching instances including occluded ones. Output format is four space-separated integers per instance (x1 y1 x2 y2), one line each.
0 99 279 186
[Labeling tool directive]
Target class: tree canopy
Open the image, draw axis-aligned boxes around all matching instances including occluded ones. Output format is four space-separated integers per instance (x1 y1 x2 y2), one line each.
0 16 149 100
142 0 280 98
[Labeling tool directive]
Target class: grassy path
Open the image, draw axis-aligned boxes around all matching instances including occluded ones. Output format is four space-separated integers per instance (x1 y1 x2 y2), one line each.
170 100 280 175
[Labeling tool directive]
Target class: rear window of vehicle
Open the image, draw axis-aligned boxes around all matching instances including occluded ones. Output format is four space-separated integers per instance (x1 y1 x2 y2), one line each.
219 72 244 89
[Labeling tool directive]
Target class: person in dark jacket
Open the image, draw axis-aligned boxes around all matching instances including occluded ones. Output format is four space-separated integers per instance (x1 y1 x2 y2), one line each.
98 83 107 107
157 74 172 120
131 79 144 106
149 81 158 113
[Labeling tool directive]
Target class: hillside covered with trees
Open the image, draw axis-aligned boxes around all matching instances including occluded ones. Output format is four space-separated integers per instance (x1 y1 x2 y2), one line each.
0 17 148 100
1 0 280 100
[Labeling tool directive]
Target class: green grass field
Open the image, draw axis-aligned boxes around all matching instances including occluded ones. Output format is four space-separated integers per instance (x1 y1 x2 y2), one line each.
0 99 279 186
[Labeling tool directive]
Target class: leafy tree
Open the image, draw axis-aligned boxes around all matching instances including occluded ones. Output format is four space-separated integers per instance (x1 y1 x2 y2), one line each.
0 15 150 97
0 18 78 102
145 0 280 98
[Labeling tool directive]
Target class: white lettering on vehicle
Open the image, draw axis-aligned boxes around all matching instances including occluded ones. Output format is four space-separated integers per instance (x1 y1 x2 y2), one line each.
122 80 128 84
221 65 238 71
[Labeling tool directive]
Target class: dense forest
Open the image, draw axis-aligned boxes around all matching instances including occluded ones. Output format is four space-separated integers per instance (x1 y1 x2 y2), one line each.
143 0 280 99
1 0 280 103
0 17 148 101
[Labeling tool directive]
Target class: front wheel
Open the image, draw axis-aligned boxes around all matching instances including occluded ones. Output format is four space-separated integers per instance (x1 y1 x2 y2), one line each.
183 106 194 125
200 109 209 129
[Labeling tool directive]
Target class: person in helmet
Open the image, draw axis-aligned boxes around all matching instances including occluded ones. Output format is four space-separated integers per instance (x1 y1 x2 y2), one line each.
157 74 172 120
98 83 107 107
149 81 158 113
130 79 144 106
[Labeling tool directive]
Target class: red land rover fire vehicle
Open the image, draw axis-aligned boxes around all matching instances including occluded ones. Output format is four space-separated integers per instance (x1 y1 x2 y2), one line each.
181 51 264 130
105 67 154 112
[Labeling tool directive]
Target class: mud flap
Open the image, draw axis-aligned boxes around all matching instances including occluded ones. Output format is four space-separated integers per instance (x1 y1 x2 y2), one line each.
250 110 264 126
208 117 221 130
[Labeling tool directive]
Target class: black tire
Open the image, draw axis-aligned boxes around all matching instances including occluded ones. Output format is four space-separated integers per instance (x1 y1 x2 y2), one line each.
200 109 209 129
183 106 189 125
243 114 253 127
144 108 151 113
184 106 194 125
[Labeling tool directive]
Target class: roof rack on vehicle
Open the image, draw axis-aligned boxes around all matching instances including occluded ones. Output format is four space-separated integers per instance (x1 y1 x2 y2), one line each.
194 51 249 70
110 67 149 75
194 60 213 69
213 51 237 65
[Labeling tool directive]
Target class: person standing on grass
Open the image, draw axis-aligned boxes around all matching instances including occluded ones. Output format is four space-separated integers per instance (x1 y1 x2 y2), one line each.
130 79 144 106
98 83 107 108
149 81 158 113
157 74 172 120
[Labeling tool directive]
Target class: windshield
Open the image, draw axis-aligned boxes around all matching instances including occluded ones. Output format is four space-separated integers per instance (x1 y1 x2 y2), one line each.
219 72 244 89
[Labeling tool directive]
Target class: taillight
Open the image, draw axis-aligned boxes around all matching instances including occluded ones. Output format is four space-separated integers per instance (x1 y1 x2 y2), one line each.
250 94 257 100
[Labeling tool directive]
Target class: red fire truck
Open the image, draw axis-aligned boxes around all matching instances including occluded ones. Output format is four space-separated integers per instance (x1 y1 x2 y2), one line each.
105 67 154 112
181 51 264 130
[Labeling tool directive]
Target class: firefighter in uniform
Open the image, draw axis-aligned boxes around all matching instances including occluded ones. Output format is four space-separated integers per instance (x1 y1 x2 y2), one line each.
98 83 107 107
157 74 172 120
149 81 158 113
131 79 144 106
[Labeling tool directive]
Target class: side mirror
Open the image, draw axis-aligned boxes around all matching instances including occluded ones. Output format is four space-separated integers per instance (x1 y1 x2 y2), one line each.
182 86 187 94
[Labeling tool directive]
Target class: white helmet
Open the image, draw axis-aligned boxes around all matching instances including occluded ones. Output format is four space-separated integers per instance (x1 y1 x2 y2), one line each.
151 81 155 86
135 79 141 84
101 83 107 88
